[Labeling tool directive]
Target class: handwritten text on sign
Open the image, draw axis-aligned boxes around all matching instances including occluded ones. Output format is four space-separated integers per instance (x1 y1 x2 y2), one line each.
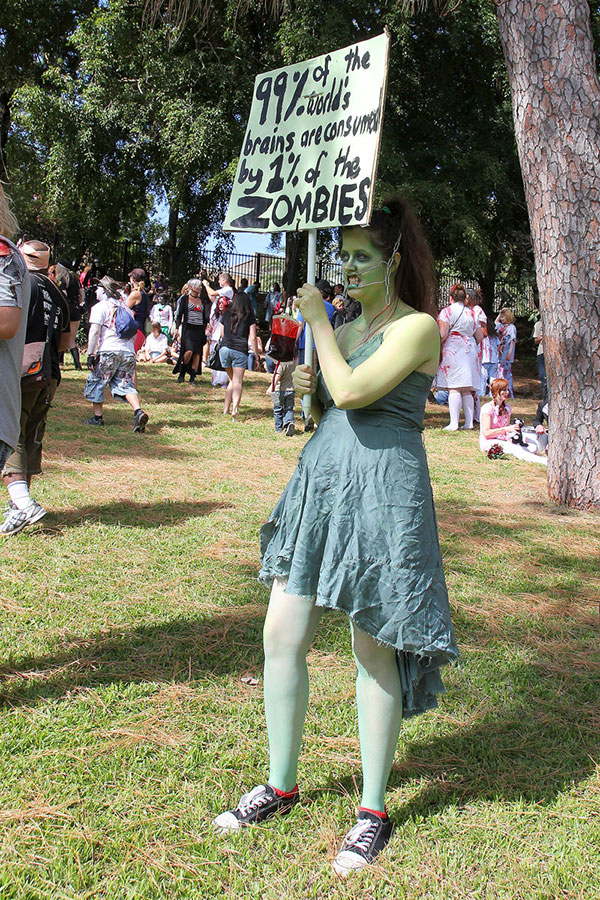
224 33 389 233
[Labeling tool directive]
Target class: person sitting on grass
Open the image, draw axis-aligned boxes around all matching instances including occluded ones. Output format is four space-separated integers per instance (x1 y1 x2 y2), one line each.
523 398 549 456
479 378 547 465
138 321 169 364
83 277 149 432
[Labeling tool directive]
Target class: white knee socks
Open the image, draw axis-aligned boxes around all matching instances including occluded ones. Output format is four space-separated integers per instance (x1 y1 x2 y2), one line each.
448 390 462 429
462 393 474 429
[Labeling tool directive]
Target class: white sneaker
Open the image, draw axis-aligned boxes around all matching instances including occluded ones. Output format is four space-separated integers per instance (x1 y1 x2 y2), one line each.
0 500 46 536
443 424 459 431
332 811 394 877
213 784 299 833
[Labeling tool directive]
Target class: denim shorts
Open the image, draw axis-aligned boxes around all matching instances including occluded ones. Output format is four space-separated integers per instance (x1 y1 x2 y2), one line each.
84 350 138 403
219 345 248 369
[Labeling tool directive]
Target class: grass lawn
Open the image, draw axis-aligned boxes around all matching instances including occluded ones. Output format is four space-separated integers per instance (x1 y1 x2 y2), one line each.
0 362 598 899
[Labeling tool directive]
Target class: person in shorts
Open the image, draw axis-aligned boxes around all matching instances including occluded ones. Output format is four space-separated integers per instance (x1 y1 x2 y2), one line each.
1 239 70 535
84 277 149 432
219 291 259 421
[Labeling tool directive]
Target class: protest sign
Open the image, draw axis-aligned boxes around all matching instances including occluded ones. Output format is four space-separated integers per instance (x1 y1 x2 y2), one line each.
224 32 390 233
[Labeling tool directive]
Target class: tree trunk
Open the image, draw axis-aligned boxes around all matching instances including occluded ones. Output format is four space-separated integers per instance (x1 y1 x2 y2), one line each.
284 230 307 299
477 250 499 320
168 200 179 282
0 91 11 180
497 0 600 508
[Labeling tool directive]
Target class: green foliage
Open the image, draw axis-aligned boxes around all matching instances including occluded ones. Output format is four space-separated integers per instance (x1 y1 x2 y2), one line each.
0 0 97 96
383 0 531 295
6 0 280 273
266 0 533 300
9 0 593 291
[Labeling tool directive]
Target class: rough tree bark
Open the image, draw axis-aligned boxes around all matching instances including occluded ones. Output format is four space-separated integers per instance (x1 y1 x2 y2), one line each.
496 0 600 507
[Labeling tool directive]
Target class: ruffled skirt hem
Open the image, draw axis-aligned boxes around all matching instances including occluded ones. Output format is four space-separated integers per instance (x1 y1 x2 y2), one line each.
258 567 457 719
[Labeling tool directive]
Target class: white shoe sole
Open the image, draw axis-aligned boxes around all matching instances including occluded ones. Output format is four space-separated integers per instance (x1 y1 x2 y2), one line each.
213 811 243 834
332 850 367 877
0 520 28 537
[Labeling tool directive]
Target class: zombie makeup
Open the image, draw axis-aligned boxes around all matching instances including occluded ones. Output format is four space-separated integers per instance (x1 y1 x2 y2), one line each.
339 231 387 299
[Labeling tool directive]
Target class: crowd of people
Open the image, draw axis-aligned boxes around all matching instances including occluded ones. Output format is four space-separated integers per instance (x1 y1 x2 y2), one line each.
1 176 549 541
0 188 366 537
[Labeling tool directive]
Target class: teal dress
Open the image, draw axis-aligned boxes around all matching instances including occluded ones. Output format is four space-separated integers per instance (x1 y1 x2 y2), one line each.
259 333 458 717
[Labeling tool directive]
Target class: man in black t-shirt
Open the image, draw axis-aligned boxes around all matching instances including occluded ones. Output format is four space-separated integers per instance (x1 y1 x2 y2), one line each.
57 259 83 369
1 241 70 536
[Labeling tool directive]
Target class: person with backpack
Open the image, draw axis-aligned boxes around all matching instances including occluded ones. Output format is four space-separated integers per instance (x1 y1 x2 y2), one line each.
1 239 70 536
83 276 149 431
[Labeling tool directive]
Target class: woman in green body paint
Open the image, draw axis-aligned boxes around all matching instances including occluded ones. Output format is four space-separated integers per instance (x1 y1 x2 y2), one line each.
214 198 458 877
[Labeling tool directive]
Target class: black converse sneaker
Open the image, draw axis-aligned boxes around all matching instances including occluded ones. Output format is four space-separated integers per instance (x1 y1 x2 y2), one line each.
213 784 299 833
332 810 394 876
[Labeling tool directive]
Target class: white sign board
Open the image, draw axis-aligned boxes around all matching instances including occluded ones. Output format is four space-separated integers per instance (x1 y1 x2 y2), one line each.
223 32 390 233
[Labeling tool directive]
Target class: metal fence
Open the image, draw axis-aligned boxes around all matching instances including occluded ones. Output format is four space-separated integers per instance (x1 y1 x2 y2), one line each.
437 274 536 316
65 237 535 314
65 237 346 291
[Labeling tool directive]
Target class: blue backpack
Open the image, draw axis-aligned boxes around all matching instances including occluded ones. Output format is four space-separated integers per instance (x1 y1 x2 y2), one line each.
114 302 138 340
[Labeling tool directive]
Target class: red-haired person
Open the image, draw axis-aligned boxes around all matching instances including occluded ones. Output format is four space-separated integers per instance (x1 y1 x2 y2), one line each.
480 378 546 464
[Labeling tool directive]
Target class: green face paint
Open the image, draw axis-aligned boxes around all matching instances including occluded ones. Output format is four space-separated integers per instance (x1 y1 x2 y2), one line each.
339 230 387 304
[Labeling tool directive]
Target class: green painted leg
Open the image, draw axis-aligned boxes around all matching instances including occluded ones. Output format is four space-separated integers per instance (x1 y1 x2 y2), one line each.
351 623 403 812
263 578 323 793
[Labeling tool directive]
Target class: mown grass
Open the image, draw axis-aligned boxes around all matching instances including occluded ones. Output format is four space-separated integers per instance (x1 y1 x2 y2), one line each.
0 362 598 900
